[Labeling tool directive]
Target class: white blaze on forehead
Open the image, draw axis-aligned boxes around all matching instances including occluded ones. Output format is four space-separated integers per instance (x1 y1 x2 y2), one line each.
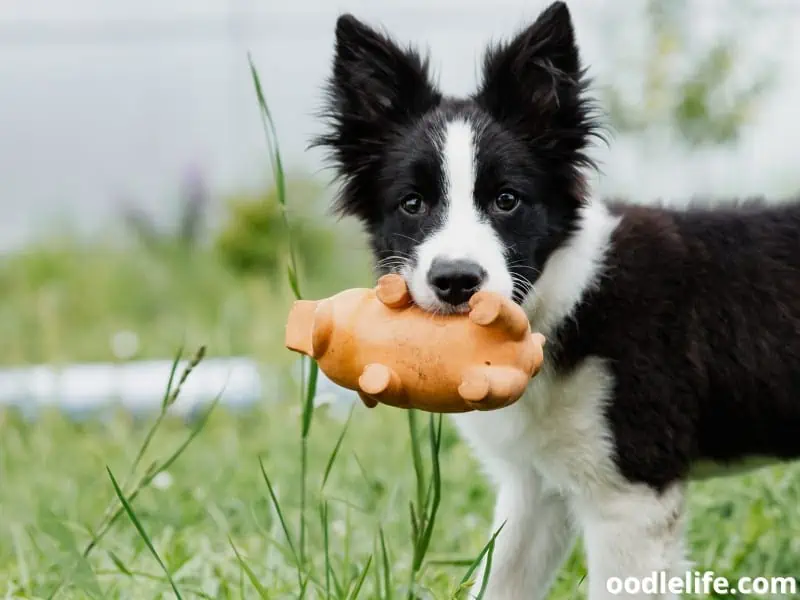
441 119 479 230
404 117 514 311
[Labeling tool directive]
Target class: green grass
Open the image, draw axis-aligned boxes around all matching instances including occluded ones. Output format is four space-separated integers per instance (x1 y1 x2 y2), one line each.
0 57 798 600
1 396 799 599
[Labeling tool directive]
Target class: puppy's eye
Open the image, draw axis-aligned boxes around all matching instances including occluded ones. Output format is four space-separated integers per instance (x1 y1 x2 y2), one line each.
493 191 520 213
399 193 426 216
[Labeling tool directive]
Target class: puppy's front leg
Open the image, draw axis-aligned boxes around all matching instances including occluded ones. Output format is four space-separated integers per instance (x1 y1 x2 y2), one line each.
472 467 574 600
577 483 688 600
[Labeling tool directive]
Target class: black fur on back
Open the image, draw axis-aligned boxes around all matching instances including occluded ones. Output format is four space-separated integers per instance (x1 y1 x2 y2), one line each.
552 199 800 490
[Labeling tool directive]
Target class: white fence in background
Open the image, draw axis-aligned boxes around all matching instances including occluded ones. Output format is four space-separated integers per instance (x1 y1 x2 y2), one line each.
1 0 800 250
0 357 357 418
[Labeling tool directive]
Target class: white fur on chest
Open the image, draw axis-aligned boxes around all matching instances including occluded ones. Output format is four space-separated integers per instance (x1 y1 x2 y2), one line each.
452 200 624 495
451 356 619 495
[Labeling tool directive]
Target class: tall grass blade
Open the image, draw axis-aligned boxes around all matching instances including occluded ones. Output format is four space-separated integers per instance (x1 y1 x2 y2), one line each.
302 359 319 437
347 556 373 600
409 502 419 545
379 527 392 600
287 263 302 299
44 350 217 600
320 502 332 599
407 411 426 511
299 573 311 599
107 551 133 577
299 437 309 568
248 56 319 571
416 415 443 563
164 345 206 407
129 345 205 489
247 55 286 207
159 346 183 410
258 457 299 567
372 536 382 600
106 468 184 599
343 506 353 593
330 563 345 600
321 407 354 491
406 415 443 599
247 55 300 299
149 390 220 476
82 390 221 561
458 522 505 588
117 346 184 503
298 360 318 567
229 537 269 599
474 535 498 600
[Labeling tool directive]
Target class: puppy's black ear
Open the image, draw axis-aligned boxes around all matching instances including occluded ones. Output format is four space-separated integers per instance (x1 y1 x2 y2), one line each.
328 15 440 127
476 2 600 172
313 15 441 218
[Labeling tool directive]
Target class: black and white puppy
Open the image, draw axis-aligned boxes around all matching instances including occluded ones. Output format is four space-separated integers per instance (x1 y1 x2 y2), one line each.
313 2 800 598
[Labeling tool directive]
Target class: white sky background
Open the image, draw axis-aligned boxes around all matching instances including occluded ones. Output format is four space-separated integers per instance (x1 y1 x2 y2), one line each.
0 0 799 249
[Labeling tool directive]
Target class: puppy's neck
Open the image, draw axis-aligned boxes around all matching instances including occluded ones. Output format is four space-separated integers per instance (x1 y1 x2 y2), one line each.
524 199 621 336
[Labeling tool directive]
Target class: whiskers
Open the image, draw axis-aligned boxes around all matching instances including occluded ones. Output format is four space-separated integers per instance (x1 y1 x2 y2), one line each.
507 259 541 277
505 258 539 302
390 233 422 245
510 271 535 303
375 252 413 274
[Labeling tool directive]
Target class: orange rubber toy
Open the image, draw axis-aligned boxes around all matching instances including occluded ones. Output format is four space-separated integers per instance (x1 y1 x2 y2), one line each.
284 274 546 413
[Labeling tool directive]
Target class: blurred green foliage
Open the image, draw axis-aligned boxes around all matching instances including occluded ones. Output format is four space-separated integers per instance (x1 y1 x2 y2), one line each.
214 179 340 285
604 0 777 147
0 235 267 365
0 174 371 366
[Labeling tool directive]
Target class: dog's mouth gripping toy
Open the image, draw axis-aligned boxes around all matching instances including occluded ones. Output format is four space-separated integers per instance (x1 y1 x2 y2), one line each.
284 273 546 413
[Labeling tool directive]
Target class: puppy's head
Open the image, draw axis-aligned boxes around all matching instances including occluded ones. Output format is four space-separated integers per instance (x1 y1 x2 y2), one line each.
314 1 600 313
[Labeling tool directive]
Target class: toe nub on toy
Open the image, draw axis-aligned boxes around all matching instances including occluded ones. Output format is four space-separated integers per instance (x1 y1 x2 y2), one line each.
284 273 546 413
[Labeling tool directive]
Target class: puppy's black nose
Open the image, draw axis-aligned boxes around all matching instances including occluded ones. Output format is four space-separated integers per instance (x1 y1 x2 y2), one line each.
427 259 486 306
